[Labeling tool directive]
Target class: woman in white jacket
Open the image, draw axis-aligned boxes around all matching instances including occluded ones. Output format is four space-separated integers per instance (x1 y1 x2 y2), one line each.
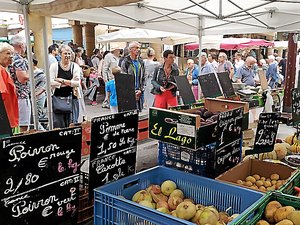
50 44 81 128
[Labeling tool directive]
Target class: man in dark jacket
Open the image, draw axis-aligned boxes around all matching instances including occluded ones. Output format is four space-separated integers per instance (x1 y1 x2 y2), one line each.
121 41 146 112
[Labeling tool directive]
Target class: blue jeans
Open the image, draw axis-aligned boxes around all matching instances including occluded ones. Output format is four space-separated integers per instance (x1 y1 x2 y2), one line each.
72 98 79 124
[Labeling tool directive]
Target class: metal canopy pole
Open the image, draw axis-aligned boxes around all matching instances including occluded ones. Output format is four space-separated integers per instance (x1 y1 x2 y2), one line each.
198 16 203 100
42 17 53 130
22 1 39 130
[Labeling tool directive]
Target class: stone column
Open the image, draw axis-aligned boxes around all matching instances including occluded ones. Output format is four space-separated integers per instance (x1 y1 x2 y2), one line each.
29 14 52 69
83 23 96 56
69 20 83 47
283 33 298 112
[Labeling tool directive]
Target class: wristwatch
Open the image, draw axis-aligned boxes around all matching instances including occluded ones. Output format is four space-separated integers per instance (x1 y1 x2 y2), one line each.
62 79 65 84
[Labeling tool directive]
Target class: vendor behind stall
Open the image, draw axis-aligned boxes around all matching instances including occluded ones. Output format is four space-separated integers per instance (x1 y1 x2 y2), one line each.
233 56 257 87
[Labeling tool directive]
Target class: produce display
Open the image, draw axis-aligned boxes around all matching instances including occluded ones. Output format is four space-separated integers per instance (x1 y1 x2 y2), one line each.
285 155 300 167
191 108 219 126
129 180 238 225
256 201 300 225
236 174 286 192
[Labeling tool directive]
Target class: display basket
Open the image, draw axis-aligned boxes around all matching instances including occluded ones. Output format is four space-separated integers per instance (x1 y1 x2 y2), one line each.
94 166 264 225
234 192 300 225
280 169 300 196
158 141 217 178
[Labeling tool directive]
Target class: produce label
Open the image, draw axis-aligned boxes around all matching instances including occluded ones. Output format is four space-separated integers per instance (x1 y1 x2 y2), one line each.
89 110 138 198
0 128 82 225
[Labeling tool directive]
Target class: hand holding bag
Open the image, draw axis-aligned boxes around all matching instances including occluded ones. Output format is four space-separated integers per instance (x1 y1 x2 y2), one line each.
52 95 72 113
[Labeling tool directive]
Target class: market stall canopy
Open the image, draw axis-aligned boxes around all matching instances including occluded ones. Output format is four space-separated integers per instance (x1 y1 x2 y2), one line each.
0 0 139 14
185 37 274 50
96 28 199 45
274 40 300 48
52 0 300 35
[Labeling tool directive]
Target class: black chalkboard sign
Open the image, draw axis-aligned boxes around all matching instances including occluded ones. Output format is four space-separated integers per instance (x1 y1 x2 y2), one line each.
89 111 138 198
115 73 136 112
217 72 236 98
245 112 280 155
216 107 244 149
292 88 300 124
198 73 222 98
215 138 241 176
0 127 82 225
0 93 12 137
174 76 196 104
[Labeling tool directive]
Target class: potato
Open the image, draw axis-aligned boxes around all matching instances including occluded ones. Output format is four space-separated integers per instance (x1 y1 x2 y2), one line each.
253 174 260 180
246 176 256 184
264 201 282 223
244 181 253 187
256 180 264 187
259 186 266 191
260 177 266 181
270 174 280 181
264 181 272 187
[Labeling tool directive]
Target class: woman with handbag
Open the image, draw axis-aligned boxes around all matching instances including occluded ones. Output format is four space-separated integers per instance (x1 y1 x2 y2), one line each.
50 44 81 128
151 50 179 109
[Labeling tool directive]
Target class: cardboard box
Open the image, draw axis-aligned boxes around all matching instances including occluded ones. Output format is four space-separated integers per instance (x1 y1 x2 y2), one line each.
149 98 249 149
215 159 297 193
243 129 254 140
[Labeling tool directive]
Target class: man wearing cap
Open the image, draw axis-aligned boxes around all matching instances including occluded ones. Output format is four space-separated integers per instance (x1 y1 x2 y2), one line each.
121 41 146 112
102 45 121 108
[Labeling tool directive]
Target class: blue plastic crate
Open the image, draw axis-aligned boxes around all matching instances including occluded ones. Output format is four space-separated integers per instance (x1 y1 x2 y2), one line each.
94 166 264 225
158 141 217 178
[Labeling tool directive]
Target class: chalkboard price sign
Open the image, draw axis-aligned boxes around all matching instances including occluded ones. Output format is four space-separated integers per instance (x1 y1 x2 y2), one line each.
174 76 196 105
215 138 241 176
292 88 300 124
0 127 82 225
198 73 222 98
216 107 243 149
89 111 138 198
250 112 280 154
217 72 236 98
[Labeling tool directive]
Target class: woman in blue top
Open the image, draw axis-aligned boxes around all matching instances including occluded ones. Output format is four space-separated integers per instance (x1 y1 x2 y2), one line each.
185 59 199 100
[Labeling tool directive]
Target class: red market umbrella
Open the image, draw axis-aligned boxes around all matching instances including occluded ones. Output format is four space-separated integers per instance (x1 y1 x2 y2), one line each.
185 38 274 51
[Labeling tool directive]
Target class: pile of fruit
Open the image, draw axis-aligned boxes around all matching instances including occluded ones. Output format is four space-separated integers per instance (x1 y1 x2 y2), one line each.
236 173 286 192
192 108 219 126
256 201 299 225
284 135 300 154
129 180 238 225
243 143 290 161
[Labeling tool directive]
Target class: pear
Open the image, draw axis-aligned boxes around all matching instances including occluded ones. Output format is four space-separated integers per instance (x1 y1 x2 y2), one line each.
175 201 196 220
191 206 205 223
139 200 155 209
161 180 177 196
169 189 184 199
156 207 170 214
132 190 152 203
198 207 219 225
286 210 300 225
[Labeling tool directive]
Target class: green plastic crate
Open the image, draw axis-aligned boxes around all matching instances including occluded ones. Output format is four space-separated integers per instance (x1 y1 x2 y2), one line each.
280 170 300 196
233 192 300 225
